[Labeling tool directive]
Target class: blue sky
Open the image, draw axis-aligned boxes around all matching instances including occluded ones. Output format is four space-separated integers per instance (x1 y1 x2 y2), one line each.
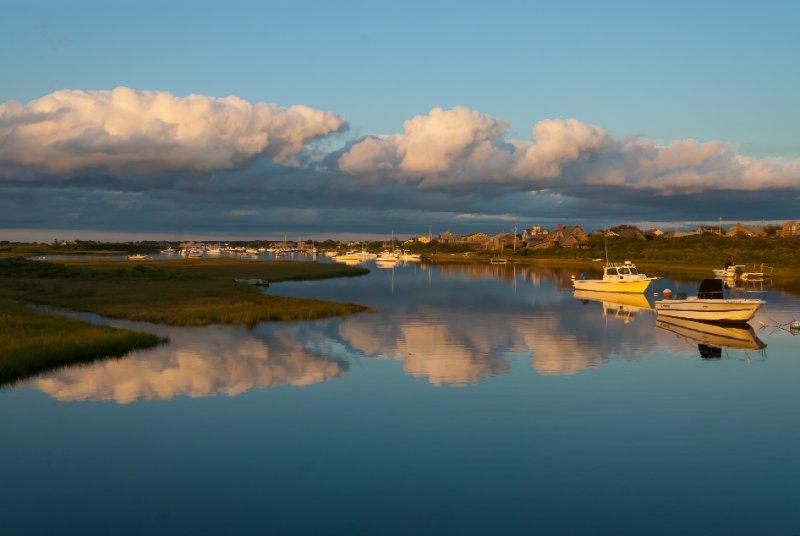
1 0 799 237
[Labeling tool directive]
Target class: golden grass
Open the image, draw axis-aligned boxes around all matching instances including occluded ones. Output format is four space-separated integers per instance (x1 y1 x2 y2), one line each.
0 257 371 326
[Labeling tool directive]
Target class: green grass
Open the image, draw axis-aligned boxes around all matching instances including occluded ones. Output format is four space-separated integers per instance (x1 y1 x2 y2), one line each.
0 298 164 386
0 257 371 326
520 234 800 268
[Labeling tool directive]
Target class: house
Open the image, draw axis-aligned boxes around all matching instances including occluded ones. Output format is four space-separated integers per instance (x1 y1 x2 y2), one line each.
416 235 432 244
609 225 645 240
493 233 518 249
521 225 549 240
667 229 701 238
645 228 665 238
551 224 589 248
523 235 554 250
726 223 766 238
779 220 800 237
464 232 494 249
697 226 722 235
436 231 462 244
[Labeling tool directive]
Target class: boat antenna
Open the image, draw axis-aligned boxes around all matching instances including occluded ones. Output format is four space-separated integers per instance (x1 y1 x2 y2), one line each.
604 231 609 265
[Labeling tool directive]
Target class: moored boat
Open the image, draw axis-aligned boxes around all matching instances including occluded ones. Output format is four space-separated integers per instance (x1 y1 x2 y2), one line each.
572 261 657 293
655 279 764 323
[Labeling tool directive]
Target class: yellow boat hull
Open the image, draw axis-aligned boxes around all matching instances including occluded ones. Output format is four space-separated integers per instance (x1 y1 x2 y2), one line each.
572 278 652 293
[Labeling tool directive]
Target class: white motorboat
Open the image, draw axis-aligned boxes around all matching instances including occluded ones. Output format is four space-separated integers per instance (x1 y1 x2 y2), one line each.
398 252 422 262
376 250 400 262
572 261 658 293
127 254 149 260
712 265 745 279
655 279 764 323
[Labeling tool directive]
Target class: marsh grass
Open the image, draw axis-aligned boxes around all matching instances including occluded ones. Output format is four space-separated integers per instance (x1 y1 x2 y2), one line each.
0 257 371 326
0 298 164 386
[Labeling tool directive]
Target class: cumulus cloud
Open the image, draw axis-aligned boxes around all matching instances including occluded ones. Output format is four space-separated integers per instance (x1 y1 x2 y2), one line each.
0 86 345 174
338 107 800 194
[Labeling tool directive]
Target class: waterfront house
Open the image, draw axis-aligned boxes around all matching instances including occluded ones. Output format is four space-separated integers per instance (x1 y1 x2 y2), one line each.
779 220 800 237
436 231 462 244
493 233 518 249
645 228 666 238
726 223 766 237
522 225 550 240
523 235 554 250
552 224 589 248
464 232 495 249
609 225 645 240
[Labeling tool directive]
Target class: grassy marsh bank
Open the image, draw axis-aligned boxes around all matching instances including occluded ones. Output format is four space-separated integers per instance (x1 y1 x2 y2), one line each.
0 257 371 326
0 298 164 386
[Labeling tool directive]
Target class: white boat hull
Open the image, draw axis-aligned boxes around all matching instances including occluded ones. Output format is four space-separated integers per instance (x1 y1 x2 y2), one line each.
655 299 763 322
572 278 652 293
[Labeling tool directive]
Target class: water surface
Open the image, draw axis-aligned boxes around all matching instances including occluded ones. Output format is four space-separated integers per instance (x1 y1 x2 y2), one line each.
2 262 799 534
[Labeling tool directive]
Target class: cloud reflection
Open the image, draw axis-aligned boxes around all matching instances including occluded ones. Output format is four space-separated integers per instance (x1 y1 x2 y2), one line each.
33 324 345 404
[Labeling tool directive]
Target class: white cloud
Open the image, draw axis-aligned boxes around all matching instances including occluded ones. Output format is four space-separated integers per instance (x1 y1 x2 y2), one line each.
338 107 800 194
0 86 345 174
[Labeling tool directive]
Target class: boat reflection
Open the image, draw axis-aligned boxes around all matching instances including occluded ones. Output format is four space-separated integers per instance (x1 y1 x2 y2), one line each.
655 316 766 359
573 289 652 323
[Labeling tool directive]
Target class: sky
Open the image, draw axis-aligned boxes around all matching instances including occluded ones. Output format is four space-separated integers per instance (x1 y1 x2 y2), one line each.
1 0 799 239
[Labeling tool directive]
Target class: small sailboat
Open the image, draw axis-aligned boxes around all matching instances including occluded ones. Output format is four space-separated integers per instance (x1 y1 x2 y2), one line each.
655 279 764 323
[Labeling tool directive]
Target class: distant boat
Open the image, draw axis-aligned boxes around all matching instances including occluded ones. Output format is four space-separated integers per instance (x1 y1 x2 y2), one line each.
399 252 422 262
712 265 744 279
489 258 508 265
572 261 657 293
127 254 148 260
655 279 764 323
160 247 175 254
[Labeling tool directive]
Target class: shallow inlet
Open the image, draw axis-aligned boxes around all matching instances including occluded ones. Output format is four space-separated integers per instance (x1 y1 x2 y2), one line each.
2 262 800 534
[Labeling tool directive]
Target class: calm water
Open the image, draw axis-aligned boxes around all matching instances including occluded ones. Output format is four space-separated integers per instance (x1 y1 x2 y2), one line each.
2 262 800 534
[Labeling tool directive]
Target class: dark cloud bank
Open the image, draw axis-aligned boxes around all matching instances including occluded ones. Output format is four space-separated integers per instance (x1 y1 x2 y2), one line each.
1 88 798 239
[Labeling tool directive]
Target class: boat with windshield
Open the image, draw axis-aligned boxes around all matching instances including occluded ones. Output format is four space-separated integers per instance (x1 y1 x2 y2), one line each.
572 261 657 293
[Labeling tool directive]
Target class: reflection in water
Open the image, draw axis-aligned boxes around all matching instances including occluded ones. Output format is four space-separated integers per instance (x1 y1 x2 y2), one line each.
20 261 792 402
655 317 766 359
33 324 346 404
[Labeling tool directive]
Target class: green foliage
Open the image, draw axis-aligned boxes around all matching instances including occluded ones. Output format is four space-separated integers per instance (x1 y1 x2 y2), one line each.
0 298 164 386
523 234 800 267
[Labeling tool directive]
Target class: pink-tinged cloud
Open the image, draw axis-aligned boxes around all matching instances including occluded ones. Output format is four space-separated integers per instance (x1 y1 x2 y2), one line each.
0 87 346 174
338 107 800 194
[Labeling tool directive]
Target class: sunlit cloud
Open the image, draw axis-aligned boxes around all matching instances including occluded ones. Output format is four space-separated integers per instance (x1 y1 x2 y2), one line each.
0 86 346 175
